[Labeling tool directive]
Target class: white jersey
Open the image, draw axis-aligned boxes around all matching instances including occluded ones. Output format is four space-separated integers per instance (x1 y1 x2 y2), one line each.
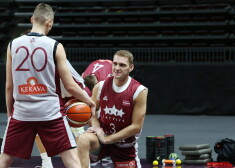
11 34 61 121
60 60 86 98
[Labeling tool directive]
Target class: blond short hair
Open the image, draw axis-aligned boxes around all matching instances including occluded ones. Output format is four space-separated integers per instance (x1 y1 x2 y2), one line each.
33 3 54 24
114 50 134 65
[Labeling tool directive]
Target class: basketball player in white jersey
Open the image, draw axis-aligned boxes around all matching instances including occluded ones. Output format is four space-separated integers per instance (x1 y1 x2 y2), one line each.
77 50 148 168
0 3 95 168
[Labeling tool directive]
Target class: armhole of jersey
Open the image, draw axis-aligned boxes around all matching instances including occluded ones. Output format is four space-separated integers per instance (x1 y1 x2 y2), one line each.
97 81 104 101
53 41 59 65
133 85 147 101
9 41 12 53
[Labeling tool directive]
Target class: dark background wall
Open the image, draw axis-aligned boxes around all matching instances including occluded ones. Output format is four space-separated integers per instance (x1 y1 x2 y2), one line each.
1 0 235 115
1 62 235 115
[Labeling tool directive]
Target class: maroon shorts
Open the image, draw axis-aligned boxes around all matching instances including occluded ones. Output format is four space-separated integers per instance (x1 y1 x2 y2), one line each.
91 144 141 168
1 116 76 159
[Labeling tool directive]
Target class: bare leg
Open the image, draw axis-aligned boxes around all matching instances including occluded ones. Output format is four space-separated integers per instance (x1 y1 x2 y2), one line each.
0 153 14 168
60 148 81 168
35 135 47 153
35 135 53 168
77 132 100 168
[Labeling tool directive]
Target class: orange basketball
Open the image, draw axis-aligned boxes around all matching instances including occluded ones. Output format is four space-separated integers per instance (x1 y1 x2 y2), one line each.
65 99 92 128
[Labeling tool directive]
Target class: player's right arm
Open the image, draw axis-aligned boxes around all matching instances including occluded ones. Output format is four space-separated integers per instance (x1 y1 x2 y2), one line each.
55 43 96 116
5 43 14 117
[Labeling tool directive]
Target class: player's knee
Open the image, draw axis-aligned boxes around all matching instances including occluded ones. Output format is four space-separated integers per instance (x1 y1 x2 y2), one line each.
77 133 91 147
60 149 81 168
77 133 97 149
0 153 14 166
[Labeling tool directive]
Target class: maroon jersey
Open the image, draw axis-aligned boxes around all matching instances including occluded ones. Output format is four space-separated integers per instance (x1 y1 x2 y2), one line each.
99 76 145 148
82 59 112 82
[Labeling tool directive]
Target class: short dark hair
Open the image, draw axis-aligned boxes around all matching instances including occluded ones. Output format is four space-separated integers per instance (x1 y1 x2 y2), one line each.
84 75 97 92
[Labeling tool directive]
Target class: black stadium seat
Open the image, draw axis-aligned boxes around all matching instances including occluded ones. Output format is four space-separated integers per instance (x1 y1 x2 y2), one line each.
0 0 235 52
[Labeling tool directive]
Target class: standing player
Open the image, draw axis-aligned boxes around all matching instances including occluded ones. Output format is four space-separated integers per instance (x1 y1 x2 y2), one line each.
77 50 148 168
35 59 89 168
0 3 95 168
82 59 112 94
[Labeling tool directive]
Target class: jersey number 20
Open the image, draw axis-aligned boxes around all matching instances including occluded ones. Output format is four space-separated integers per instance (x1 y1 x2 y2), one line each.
15 46 47 72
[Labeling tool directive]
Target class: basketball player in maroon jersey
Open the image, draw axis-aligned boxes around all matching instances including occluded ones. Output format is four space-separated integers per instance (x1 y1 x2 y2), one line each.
82 59 112 94
0 3 95 168
77 50 148 168
35 59 90 168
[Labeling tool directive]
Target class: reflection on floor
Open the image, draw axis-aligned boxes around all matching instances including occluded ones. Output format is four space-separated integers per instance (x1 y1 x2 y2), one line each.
11 156 211 168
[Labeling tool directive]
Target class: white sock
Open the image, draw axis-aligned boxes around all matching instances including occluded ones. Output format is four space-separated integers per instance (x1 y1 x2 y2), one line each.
41 152 53 168
71 127 85 137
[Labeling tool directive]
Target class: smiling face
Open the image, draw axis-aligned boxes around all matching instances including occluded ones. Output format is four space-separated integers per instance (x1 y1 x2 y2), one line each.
112 55 134 82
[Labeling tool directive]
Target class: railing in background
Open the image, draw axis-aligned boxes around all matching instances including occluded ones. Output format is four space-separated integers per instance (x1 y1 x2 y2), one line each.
66 47 235 63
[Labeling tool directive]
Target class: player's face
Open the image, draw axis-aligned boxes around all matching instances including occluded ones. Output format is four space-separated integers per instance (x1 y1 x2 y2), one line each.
112 55 133 80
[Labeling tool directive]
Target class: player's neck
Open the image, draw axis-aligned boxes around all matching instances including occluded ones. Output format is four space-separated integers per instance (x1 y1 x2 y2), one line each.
114 76 129 87
31 26 46 36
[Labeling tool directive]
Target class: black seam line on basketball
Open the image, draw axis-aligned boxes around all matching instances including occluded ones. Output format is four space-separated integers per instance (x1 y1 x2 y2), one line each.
66 117 89 125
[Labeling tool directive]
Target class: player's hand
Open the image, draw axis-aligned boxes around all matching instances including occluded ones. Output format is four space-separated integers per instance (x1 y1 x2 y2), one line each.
96 128 107 144
86 126 99 134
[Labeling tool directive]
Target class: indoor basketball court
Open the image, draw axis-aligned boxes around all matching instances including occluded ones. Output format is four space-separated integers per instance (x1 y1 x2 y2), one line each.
1 114 235 167
1 0 235 167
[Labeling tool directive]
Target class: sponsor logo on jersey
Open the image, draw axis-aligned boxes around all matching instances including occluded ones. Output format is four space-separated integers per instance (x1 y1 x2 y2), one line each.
122 100 130 106
115 160 136 168
30 38 35 43
18 77 47 95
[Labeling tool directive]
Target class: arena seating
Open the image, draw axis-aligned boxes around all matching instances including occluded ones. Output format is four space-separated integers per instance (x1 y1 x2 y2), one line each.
10 0 235 47
1 0 235 61
1 0 235 115
0 0 13 60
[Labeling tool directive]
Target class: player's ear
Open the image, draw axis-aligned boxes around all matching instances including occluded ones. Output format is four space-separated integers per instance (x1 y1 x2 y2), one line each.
46 19 53 28
129 64 134 72
30 16 33 24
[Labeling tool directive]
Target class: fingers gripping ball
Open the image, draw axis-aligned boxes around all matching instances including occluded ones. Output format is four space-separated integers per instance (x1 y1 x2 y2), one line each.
65 99 92 128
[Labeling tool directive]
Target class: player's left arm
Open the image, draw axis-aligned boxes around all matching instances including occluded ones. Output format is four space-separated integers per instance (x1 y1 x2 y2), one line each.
96 88 148 144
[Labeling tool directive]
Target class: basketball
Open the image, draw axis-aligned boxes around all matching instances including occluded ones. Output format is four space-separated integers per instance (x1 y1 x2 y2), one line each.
65 99 92 128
